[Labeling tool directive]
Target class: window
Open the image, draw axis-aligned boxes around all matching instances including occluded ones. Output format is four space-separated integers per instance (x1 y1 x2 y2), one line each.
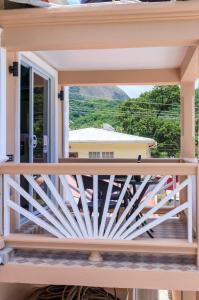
89 152 100 159
102 152 114 158
89 152 114 159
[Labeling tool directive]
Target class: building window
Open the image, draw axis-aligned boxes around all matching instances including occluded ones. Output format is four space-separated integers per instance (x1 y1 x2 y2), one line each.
102 152 114 158
89 152 100 159
89 152 114 159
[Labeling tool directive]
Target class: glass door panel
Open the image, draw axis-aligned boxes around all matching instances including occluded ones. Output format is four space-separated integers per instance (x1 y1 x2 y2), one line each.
33 72 50 163
20 64 51 212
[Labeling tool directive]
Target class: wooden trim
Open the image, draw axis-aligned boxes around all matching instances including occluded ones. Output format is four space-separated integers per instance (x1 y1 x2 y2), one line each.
58 69 180 86
0 162 197 175
1 261 199 290
59 158 181 163
2 2 199 51
1 1 199 28
5 234 197 255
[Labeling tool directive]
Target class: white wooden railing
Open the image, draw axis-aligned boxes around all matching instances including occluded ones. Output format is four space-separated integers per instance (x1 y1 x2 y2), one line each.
0 162 196 247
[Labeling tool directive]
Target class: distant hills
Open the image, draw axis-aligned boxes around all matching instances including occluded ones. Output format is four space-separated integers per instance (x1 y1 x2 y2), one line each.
69 86 129 101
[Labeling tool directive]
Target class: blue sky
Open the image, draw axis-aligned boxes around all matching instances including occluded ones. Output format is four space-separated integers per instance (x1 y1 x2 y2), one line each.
119 85 153 98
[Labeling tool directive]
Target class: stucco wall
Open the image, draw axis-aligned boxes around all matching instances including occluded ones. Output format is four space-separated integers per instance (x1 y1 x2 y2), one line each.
69 142 150 158
0 283 33 300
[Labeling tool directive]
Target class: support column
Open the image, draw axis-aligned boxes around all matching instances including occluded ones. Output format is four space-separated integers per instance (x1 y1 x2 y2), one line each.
6 51 19 162
180 81 195 159
6 51 19 232
58 83 63 159
182 291 197 300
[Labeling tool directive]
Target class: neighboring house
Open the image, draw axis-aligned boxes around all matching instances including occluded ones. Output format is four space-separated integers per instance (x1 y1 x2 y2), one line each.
69 127 156 159
0 1 199 300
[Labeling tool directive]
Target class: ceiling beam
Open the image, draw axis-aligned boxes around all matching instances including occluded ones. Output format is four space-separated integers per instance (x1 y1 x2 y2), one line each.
1 1 199 51
180 46 199 82
2 19 199 51
58 69 180 86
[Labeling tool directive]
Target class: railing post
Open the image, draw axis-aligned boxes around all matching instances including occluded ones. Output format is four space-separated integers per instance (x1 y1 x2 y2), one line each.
0 174 3 236
3 175 10 236
187 175 193 243
197 166 199 267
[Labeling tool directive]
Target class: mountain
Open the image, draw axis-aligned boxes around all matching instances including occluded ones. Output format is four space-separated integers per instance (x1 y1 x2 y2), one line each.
69 86 129 101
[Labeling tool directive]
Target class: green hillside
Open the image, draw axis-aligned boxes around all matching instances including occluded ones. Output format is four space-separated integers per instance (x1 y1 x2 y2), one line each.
69 86 129 101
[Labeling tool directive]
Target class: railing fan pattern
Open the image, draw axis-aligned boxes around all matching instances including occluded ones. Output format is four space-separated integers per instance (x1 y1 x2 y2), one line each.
3 172 193 242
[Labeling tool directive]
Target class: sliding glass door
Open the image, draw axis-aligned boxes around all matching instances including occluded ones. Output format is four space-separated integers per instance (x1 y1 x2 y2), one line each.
20 64 51 164
20 61 51 212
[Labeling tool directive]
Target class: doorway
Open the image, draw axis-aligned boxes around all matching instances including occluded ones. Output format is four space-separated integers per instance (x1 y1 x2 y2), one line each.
20 61 51 212
20 63 50 164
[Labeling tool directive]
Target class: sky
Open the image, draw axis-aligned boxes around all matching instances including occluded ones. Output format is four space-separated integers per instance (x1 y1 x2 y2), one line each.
118 85 153 98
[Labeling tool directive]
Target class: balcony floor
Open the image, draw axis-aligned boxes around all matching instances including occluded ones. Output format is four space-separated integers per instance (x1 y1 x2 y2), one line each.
18 217 188 240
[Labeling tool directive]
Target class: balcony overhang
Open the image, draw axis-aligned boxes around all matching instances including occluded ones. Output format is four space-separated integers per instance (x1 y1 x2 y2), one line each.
1 1 199 51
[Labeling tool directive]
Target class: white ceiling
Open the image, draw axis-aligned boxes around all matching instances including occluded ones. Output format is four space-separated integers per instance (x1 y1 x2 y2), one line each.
36 46 187 71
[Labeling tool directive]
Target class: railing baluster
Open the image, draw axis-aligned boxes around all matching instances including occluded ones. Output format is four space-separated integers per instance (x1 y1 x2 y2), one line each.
117 178 189 240
7 200 64 238
3 175 10 236
104 175 132 238
99 175 114 238
76 175 93 237
108 175 150 239
187 175 193 243
59 175 88 238
93 175 98 238
111 176 169 239
8 176 71 238
42 175 83 238
124 202 189 241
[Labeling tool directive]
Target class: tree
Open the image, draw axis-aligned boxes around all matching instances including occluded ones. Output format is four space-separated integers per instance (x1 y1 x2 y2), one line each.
117 86 181 157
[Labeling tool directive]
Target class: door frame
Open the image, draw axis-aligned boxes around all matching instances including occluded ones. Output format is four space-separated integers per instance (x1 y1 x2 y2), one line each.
20 61 51 163
17 52 58 164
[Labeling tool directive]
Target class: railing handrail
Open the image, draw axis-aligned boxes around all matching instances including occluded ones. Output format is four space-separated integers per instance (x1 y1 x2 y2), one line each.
59 158 181 163
0 162 197 175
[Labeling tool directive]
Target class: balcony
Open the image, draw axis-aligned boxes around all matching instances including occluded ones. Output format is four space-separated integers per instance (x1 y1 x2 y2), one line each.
0 160 198 288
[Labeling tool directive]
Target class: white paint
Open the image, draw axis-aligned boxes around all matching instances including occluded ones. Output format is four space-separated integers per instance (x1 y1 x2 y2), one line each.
19 52 59 163
63 86 69 158
93 175 98 238
76 175 93 237
36 46 187 71
59 175 88 238
187 175 193 243
99 175 115 237
0 48 7 162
